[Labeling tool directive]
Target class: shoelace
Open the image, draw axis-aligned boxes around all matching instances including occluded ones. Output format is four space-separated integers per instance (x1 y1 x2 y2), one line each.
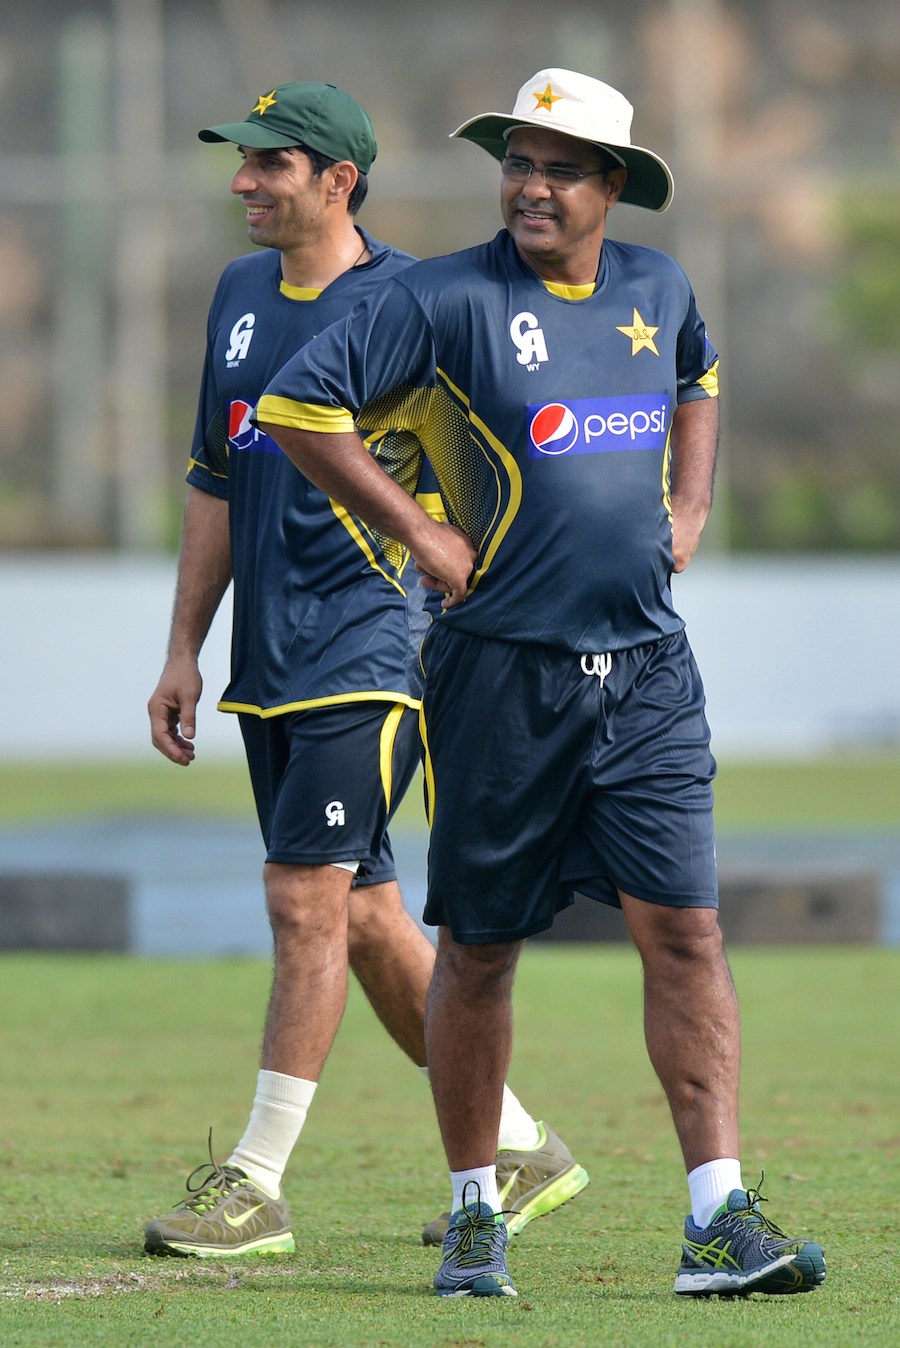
180 1128 246 1213
448 1180 515 1268
734 1173 790 1240
449 1207 510 1268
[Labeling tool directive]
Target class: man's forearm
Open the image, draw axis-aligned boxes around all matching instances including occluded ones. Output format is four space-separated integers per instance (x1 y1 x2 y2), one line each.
669 397 718 572
670 397 718 521
259 424 435 552
261 423 477 607
168 486 233 659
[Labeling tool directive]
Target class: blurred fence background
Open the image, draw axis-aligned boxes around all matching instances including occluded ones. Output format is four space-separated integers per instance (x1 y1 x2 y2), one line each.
2 0 900 762
1 0 898 556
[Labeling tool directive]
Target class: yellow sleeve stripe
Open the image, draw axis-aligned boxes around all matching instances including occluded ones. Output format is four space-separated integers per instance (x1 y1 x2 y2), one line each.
255 395 356 432
186 456 227 480
697 359 720 398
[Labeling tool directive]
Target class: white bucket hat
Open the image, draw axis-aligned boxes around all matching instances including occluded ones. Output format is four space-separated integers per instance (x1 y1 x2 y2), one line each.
451 68 674 212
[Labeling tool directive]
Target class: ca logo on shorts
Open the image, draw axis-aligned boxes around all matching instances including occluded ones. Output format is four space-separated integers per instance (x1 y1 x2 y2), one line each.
225 312 256 366
324 800 345 827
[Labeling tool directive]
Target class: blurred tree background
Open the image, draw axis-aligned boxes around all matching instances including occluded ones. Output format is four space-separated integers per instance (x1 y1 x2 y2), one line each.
0 0 897 553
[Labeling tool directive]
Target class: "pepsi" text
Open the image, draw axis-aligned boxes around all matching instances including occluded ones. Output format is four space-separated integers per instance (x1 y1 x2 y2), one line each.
527 394 669 458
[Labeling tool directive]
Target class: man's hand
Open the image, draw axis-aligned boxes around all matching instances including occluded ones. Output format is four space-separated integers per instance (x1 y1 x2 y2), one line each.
148 656 203 765
671 507 707 574
411 521 478 609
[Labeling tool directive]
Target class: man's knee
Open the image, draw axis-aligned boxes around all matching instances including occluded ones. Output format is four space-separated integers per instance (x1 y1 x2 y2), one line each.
621 894 725 967
435 928 521 993
347 881 408 954
264 862 351 940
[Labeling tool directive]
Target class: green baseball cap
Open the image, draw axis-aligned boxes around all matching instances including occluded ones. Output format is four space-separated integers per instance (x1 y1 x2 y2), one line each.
198 81 377 172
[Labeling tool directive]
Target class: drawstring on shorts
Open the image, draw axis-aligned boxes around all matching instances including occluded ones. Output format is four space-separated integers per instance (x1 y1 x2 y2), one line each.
579 652 612 687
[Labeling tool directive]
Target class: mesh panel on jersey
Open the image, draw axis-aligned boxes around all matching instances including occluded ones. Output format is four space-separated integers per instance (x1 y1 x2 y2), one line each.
203 408 230 477
359 383 501 549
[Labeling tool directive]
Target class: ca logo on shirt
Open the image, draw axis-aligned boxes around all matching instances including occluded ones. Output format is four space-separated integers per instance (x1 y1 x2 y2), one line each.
509 311 549 370
225 312 256 366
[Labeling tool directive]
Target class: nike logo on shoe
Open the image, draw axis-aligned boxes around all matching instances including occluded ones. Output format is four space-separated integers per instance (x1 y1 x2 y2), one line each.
223 1203 266 1229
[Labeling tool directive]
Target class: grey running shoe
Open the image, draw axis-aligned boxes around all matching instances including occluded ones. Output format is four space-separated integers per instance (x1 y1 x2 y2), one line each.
144 1136 294 1258
422 1121 589 1245
674 1181 826 1296
433 1183 517 1298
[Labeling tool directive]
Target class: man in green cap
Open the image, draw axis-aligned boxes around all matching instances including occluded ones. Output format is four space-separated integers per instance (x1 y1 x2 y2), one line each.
144 80 588 1259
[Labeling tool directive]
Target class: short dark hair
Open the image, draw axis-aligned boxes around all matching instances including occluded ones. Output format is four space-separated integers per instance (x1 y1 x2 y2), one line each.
301 144 368 215
596 148 625 174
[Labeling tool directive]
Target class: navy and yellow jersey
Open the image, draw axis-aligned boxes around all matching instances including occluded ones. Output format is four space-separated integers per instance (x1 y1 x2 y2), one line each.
186 231 424 716
257 229 719 654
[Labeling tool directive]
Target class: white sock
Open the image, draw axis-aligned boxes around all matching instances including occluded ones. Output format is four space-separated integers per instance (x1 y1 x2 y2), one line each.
497 1087 541 1151
228 1069 317 1197
418 1068 540 1151
688 1158 744 1228
451 1165 500 1215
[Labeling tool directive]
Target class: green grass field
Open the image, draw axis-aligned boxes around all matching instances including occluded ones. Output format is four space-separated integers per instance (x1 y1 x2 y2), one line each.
1 949 897 1346
1 757 898 1345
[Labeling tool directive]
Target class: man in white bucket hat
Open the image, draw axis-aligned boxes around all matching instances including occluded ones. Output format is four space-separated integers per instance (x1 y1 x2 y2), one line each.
452 66 674 211
255 68 826 1300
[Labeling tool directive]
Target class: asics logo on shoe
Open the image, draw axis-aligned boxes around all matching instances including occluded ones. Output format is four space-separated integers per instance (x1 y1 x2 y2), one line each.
223 1202 266 1229
683 1236 740 1269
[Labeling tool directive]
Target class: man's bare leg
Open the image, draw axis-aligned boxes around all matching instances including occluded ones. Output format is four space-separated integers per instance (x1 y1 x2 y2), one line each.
347 880 432 1064
260 861 354 1078
424 927 522 1171
619 893 740 1171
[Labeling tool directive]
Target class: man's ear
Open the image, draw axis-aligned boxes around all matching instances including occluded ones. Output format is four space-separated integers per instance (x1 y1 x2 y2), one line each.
329 160 358 204
604 166 627 206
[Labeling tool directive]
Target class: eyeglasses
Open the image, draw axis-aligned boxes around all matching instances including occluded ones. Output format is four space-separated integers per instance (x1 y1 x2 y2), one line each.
500 157 611 189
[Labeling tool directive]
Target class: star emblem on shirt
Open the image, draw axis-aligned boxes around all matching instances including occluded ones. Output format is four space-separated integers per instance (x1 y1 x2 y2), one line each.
253 90 278 117
616 308 660 356
532 83 562 113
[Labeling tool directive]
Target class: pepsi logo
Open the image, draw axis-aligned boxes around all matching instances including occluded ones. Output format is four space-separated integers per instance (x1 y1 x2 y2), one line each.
227 399 282 456
529 403 579 456
228 399 254 446
527 394 670 459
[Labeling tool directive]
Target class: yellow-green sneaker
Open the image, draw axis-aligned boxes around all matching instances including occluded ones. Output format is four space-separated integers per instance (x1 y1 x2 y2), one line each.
144 1140 294 1258
421 1122 589 1245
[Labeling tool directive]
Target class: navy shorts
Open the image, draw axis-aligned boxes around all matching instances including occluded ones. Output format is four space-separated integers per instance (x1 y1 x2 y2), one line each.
420 625 718 943
239 701 422 885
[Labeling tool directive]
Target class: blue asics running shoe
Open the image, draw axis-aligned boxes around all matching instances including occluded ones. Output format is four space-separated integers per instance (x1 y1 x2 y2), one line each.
433 1182 517 1298
674 1181 826 1296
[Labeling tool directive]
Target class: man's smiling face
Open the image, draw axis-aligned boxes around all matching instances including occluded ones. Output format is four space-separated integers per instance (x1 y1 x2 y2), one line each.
499 127 625 283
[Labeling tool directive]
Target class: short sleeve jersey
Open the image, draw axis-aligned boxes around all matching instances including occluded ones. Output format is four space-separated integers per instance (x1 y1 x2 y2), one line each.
187 232 422 715
257 230 719 654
